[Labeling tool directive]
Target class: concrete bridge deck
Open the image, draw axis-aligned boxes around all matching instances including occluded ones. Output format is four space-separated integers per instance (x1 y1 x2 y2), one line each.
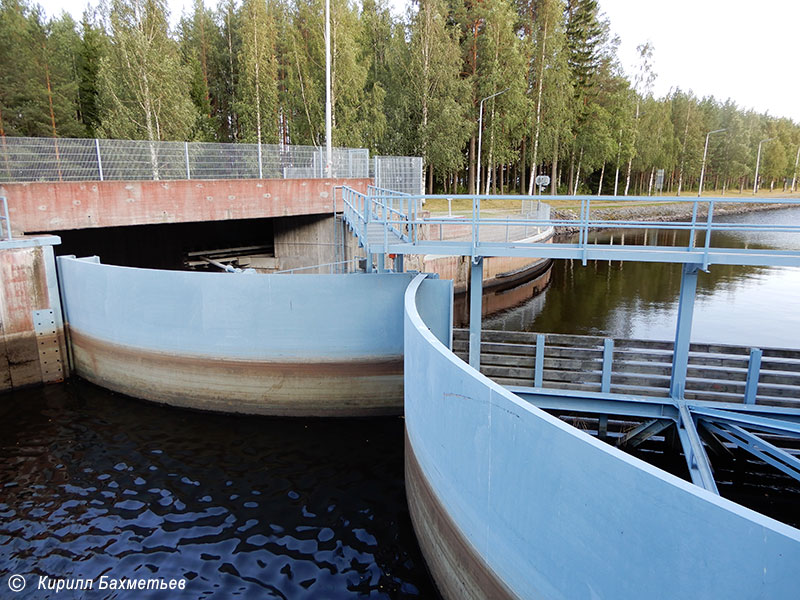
0 177 370 235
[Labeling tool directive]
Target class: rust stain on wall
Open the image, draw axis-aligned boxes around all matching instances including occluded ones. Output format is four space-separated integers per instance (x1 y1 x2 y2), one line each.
1 178 372 233
70 329 404 417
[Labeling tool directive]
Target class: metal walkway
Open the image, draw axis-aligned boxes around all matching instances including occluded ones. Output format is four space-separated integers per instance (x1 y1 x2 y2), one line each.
339 185 800 496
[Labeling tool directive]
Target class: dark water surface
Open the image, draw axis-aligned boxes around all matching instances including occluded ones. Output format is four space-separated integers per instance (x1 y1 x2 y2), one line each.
486 207 800 348
0 381 439 599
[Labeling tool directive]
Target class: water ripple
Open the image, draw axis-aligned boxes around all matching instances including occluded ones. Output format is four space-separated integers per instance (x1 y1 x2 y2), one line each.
0 381 438 599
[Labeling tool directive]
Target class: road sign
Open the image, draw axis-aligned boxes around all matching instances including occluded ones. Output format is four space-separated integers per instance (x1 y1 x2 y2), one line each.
656 169 665 191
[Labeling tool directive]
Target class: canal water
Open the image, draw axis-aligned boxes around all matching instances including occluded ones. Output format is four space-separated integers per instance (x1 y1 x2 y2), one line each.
0 381 440 599
3 207 799 598
486 207 800 349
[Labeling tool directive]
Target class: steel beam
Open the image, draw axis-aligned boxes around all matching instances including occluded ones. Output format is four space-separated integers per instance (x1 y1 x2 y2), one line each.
617 418 673 449
597 415 608 440
688 406 800 437
700 420 800 484
468 256 483 369
534 334 544 388
601 338 614 393
509 387 678 420
379 241 800 268
686 399 800 424
677 404 719 493
744 348 762 404
670 264 700 400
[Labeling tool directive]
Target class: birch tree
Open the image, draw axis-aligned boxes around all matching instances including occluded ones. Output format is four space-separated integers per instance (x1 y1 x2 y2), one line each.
99 0 195 173
407 0 469 192
236 0 279 148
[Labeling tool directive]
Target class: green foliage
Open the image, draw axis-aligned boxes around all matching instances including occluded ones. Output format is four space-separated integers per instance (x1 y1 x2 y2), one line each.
77 12 106 136
0 0 85 136
236 0 279 144
98 0 195 141
2 0 799 195
407 0 469 172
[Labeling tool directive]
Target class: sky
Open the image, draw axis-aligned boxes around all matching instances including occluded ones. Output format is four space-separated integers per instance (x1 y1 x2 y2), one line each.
598 0 800 123
37 0 800 124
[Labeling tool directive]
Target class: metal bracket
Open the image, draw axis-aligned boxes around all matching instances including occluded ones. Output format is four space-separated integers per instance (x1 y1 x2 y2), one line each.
33 309 64 384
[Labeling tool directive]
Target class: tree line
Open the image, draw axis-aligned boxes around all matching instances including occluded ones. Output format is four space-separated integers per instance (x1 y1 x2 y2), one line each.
1 0 799 194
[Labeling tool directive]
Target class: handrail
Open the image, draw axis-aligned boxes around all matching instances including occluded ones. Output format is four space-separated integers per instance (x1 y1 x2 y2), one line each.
340 187 800 267
275 257 362 274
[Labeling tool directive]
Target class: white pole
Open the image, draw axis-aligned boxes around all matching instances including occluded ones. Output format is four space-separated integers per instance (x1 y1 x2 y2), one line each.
95 138 104 181
476 102 484 196
792 144 800 193
185 141 191 180
324 0 332 178
475 88 508 196
698 128 725 197
754 137 774 195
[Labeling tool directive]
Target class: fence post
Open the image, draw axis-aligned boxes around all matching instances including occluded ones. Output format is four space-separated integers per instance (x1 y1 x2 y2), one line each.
744 348 762 404
670 263 700 400
468 256 484 369
601 338 614 393
185 142 191 180
534 334 545 388
95 139 104 181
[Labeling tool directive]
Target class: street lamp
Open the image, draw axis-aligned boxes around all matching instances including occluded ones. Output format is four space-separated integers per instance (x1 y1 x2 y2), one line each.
698 128 726 197
476 88 509 195
753 137 774 195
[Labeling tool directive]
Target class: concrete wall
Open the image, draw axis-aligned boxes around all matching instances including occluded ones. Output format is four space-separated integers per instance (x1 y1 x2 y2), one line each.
403 274 800 600
58 257 451 416
272 214 363 273
0 237 67 392
1 178 371 234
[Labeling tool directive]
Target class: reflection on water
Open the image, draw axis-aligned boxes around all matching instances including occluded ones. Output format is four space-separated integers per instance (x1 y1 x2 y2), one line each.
486 208 800 348
0 381 438 599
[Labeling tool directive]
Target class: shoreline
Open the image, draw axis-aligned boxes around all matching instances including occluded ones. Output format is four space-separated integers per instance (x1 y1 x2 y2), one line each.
550 201 794 235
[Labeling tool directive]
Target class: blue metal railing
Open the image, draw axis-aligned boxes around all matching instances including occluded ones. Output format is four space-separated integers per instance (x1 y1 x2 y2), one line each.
275 258 362 274
1 196 11 240
338 189 800 269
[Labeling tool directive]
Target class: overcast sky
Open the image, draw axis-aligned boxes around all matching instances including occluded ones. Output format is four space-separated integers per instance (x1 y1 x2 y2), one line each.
38 0 800 123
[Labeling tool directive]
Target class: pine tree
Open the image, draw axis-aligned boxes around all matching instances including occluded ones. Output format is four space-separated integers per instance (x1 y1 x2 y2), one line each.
77 11 106 136
179 0 221 141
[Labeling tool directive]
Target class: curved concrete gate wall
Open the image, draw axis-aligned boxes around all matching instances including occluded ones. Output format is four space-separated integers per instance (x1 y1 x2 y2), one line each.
403 274 800 600
57 257 452 416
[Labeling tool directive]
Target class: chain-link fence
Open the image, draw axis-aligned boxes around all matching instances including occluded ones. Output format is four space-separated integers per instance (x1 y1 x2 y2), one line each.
372 156 423 196
0 137 381 183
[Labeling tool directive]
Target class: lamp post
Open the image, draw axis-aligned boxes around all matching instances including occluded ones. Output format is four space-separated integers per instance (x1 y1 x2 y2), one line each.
698 128 726 197
476 88 509 195
324 0 332 178
753 137 774 195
